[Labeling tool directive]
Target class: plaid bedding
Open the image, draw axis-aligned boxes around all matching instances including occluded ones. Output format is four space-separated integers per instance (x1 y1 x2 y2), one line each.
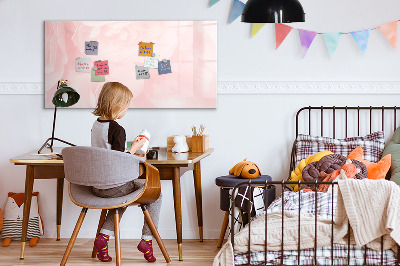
234 191 397 265
294 131 385 166
234 244 397 265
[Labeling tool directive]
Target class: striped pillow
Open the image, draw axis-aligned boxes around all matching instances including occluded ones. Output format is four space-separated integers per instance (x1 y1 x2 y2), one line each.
1 217 41 240
294 131 385 167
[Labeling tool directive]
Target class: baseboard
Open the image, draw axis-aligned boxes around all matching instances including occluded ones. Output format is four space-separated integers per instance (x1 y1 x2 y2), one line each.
2 81 400 95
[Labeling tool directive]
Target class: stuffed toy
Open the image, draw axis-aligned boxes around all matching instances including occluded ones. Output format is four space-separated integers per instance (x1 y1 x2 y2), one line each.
348 146 391 180
0 208 3 232
229 159 261 179
1 192 44 247
289 150 333 191
172 135 189 153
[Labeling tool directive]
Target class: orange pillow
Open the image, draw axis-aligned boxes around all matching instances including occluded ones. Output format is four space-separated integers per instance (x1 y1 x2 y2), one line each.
347 146 391 180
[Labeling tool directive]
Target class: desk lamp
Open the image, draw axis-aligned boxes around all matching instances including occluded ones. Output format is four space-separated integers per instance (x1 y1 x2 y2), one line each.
241 0 305 23
38 80 80 154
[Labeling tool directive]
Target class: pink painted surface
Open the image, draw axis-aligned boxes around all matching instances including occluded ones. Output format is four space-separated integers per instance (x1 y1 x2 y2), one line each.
44 21 217 108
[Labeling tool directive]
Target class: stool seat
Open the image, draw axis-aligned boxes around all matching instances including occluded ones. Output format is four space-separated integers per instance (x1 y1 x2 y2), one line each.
215 174 275 248
215 175 272 188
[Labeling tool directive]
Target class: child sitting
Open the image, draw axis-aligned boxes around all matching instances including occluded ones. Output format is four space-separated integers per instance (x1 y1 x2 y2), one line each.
91 82 162 263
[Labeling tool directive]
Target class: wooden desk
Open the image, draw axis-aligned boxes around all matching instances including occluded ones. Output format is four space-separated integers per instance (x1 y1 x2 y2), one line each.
10 147 213 261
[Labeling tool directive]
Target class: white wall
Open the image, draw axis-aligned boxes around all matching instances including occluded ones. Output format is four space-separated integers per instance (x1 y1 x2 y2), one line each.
1 0 400 239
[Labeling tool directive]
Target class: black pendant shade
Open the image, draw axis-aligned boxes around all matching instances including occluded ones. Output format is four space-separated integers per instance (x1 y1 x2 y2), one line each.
241 0 305 23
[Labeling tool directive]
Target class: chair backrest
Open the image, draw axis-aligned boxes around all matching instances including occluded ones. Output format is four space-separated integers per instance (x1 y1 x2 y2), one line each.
62 146 145 187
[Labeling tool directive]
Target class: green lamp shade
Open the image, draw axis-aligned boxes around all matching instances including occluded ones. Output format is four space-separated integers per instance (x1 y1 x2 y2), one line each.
52 84 80 107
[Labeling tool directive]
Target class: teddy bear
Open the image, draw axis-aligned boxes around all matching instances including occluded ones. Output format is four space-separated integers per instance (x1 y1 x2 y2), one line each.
229 159 261 179
1 192 44 247
172 135 189 153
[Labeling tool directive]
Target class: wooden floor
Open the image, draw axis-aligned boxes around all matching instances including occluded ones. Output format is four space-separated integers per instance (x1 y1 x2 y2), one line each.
0 239 221 265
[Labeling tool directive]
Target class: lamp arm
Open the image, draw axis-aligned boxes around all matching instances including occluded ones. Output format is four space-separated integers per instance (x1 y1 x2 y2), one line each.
50 105 57 148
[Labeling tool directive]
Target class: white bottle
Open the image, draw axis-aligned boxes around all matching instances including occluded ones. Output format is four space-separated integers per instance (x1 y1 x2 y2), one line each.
136 129 150 154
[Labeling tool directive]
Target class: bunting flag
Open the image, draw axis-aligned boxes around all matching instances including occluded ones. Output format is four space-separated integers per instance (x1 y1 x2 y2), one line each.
323 33 341 58
251 23 266 38
275 23 293 49
229 0 245 24
378 21 398 50
298 29 317 58
351 29 370 55
209 0 220 7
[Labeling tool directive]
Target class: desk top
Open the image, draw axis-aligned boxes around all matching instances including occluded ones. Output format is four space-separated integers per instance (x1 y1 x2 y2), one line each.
10 147 214 166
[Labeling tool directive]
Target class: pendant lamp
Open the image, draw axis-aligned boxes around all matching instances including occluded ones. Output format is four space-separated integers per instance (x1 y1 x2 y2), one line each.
241 0 305 23
38 80 80 154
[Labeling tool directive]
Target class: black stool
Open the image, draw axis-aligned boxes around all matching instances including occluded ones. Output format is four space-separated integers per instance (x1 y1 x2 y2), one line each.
215 175 275 248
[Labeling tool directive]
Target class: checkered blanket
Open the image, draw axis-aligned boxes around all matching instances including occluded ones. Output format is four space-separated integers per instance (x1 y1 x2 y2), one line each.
234 191 397 265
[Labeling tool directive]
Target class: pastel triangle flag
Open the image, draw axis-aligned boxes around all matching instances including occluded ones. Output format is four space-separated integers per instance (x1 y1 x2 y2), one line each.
351 29 370 55
275 23 293 49
323 33 341 58
378 21 398 50
229 0 245 24
209 0 220 7
251 23 266 38
298 29 317 58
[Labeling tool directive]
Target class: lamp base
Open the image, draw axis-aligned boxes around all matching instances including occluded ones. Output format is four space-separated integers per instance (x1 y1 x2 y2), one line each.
38 137 76 154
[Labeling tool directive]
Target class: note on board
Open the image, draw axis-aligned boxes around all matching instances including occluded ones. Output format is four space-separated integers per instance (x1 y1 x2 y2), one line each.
94 60 109 75
85 41 99 55
158 60 172 75
138 42 154 57
135 65 150 79
91 67 105 82
144 57 158 68
75 57 91 72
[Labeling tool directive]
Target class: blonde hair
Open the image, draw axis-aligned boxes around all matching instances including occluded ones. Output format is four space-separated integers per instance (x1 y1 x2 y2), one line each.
93 82 133 120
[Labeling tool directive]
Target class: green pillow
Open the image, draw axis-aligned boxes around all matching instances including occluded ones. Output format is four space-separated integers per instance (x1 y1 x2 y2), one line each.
382 126 400 184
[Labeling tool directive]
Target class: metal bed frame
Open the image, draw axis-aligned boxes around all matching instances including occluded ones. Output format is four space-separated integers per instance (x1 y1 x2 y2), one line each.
230 106 400 266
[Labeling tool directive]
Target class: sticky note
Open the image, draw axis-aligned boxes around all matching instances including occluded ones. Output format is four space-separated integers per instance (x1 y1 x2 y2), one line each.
75 57 91 72
158 60 172 75
135 65 150 79
138 42 154 57
144 57 158 68
91 67 105 82
94 60 109 75
85 41 99 55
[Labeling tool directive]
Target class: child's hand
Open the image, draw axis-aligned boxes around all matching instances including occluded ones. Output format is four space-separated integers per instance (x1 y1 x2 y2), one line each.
134 149 149 157
129 137 147 154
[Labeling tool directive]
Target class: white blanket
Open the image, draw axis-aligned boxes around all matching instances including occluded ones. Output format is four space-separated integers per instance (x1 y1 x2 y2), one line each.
214 179 400 266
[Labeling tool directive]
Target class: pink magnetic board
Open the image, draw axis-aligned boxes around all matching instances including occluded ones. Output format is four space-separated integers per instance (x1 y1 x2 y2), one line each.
44 21 217 108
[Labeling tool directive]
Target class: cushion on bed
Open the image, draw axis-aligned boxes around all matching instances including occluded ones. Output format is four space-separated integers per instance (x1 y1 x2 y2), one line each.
382 127 400 184
348 146 391 180
294 131 385 167
301 154 368 189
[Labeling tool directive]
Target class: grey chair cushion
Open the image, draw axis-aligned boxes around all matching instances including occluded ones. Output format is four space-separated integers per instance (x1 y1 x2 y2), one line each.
69 180 145 208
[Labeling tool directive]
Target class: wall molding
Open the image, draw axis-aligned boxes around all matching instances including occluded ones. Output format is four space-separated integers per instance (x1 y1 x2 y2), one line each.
1 81 400 95
217 81 400 94
0 83 43 94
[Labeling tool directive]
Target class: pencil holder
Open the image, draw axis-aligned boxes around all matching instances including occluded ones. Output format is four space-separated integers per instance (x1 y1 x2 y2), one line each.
191 135 209 153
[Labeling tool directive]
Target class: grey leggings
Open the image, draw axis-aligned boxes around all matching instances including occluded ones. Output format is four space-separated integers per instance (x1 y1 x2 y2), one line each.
92 180 162 240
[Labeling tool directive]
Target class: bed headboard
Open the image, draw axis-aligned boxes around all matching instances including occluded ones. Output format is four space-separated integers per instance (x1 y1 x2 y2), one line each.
290 106 400 179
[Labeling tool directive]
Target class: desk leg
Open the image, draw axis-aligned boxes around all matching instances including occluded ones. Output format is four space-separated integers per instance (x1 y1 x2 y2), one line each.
20 165 34 259
193 161 203 242
56 178 64 241
172 167 183 261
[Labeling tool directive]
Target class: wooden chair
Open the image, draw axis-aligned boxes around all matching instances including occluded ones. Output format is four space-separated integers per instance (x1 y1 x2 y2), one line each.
60 146 171 265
